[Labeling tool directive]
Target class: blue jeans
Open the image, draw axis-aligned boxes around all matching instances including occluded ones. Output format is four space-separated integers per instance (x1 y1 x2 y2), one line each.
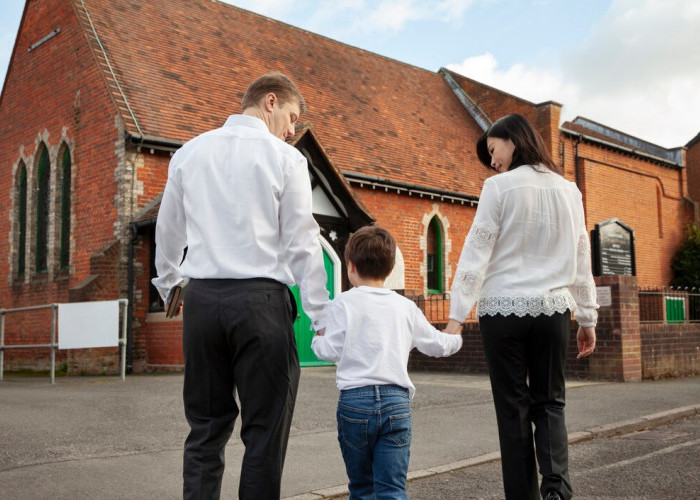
337 385 412 500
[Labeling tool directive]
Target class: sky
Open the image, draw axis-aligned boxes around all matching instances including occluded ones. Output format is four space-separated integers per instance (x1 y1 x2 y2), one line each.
1 0 698 148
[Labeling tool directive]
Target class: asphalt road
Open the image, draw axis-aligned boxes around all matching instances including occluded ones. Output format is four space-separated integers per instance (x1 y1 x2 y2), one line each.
387 414 700 499
1 369 698 499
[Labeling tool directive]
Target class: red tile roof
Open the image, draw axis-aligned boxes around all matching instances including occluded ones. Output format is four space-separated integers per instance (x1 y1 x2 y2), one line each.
72 0 491 195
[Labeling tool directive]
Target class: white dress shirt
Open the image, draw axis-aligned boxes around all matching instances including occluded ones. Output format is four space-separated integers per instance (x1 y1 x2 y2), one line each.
449 165 598 327
152 114 329 328
311 286 463 399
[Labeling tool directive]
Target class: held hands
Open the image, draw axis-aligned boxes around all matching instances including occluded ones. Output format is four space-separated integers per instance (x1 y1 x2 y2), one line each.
576 326 596 359
443 319 463 335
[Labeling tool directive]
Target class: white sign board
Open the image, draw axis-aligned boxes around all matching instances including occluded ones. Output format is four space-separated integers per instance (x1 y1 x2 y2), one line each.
596 286 612 307
58 300 120 349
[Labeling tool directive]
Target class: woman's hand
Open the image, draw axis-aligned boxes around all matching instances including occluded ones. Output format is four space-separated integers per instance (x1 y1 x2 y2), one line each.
576 326 596 358
443 319 463 335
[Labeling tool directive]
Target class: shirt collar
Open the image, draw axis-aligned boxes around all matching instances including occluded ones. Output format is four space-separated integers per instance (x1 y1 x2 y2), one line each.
355 286 392 294
223 114 269 132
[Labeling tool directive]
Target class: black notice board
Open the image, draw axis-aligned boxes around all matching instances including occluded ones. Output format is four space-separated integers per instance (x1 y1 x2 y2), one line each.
591 218 636 276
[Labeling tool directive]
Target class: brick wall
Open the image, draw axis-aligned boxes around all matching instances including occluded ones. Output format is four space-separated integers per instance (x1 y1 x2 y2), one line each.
408 320 593 379
560 138 693 286
410 275 699 382
590 275 641 381
640 323 700 379
353 187 476 295
687 139 700 221
144 314 185 370
0 0 126 373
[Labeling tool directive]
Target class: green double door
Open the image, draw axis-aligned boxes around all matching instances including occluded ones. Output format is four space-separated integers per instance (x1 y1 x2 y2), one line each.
289 249 336 366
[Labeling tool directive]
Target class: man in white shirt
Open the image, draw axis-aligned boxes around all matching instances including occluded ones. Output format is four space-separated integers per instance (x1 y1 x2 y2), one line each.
152 72 329 500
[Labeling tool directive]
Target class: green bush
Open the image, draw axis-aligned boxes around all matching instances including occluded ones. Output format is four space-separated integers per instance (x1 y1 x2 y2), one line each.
671 224 700 288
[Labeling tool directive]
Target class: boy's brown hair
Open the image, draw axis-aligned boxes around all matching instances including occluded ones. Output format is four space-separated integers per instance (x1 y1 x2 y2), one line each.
344 226 396 280
241 72 307 113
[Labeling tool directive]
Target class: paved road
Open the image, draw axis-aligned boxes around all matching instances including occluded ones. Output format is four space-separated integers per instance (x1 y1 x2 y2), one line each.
0 368 698 499
390 414 700 499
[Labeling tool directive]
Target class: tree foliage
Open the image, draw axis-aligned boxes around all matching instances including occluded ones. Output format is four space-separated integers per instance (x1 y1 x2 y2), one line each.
670 224 700 288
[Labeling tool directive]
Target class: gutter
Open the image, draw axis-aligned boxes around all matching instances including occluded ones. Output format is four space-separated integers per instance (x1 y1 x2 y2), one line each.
126 133 184 154
342 171 479 206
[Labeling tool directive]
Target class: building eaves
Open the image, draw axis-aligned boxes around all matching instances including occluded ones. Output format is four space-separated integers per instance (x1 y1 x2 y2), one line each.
571 117 683 166
686 131 700 149
562 121 684 169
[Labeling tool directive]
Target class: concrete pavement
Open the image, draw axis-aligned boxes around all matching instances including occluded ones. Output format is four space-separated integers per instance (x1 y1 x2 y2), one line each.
0 367 698 499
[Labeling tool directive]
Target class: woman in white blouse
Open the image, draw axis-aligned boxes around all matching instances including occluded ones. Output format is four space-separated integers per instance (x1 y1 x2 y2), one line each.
444 114 597 500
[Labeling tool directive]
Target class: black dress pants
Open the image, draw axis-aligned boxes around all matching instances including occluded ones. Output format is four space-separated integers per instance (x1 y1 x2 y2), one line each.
182 278 300 500
480 311 573 500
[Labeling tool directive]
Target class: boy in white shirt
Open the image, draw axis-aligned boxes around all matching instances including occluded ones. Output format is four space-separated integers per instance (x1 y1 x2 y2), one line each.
312 226 463 499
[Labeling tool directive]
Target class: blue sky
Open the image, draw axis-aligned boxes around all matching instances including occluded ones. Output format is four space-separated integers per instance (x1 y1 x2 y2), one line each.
1 0 698 148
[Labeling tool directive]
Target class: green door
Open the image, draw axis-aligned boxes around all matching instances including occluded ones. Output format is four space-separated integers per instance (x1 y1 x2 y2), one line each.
290 249 335 366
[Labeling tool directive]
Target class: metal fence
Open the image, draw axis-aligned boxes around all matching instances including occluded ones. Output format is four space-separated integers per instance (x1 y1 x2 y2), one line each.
410 288 700 325
638 286 700 324
408 293 478 324
0 299 128 383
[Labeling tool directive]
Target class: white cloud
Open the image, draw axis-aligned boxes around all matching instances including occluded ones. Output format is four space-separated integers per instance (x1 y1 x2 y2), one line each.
447 0 700 148
446 53 580 107
223 0 296 17
303 0 474 37
436 0 475 19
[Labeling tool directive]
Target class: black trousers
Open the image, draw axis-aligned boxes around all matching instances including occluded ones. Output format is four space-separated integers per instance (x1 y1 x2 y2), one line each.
182 278 300 500
480 311 573 500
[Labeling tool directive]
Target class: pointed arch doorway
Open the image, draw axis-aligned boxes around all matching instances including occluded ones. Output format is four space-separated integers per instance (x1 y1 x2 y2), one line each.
289 237 341 366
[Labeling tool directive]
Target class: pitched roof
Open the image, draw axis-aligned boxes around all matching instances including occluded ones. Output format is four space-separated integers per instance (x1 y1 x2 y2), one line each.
442 69 563 132
73 0 490 195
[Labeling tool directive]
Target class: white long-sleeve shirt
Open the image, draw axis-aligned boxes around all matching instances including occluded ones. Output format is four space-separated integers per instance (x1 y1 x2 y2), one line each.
312 286 463 399
449 165 598 327
152 114 329 329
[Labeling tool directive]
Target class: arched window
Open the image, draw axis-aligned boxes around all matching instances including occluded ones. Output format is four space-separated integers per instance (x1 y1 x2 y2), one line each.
16 162 27 276
35 146 50 273
59 146 71 269
427 216 443 293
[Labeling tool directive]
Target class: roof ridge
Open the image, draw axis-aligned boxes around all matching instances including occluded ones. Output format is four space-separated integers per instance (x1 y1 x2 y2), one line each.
439 68 492 132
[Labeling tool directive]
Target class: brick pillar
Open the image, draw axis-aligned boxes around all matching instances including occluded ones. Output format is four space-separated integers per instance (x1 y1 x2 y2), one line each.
590 275 641 381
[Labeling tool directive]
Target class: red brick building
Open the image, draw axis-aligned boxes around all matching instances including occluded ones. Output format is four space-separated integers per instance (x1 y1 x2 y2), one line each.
1 0 696 375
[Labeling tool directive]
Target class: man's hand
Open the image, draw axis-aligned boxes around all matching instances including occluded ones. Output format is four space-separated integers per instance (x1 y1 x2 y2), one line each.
577 326 596 358
315 328 326 336
443 319 463 335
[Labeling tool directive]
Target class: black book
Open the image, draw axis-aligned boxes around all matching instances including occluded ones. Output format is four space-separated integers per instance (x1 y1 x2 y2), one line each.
165 281 186 318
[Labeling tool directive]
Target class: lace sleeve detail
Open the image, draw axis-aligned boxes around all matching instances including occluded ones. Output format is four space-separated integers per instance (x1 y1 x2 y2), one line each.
466 224 499 250
453 269 484 296
570 282 595 304
578 232 590 253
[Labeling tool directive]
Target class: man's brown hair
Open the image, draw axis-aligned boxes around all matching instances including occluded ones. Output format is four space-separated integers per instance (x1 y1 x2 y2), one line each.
344 226 396 280
241 72 307 113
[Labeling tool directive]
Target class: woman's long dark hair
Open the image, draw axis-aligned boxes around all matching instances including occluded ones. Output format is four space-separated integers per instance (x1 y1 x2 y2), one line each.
476 114 557 172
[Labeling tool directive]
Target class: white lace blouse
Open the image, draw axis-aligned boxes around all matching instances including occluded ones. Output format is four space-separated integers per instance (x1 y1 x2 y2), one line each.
449 165 598 327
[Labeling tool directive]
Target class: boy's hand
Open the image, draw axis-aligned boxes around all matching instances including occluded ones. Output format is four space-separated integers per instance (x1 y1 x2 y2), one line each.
443 319 462 335
315 328 326 336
